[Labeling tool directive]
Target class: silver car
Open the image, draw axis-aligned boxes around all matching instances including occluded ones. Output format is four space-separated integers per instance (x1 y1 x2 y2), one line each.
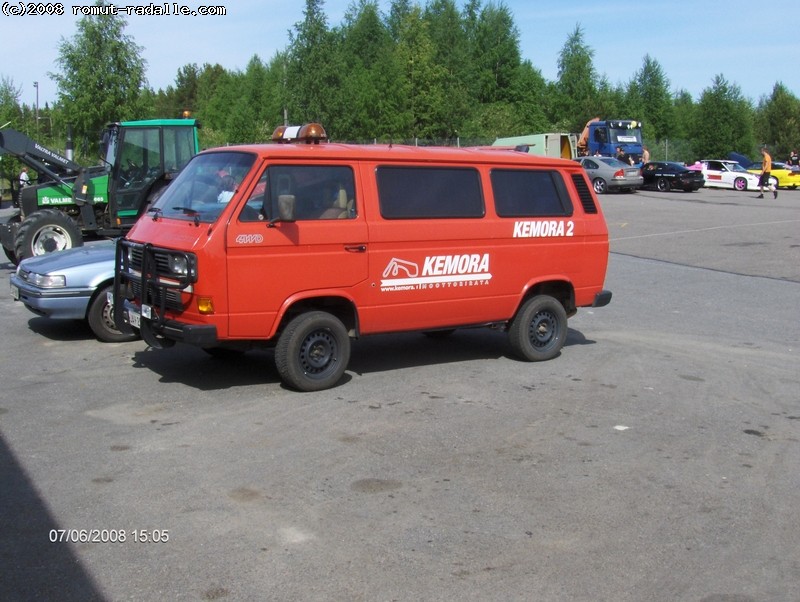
577 156 643 194
10 240 137 342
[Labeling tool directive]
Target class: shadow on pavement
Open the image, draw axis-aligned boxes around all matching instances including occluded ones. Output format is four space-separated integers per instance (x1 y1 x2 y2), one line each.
0 432 106 602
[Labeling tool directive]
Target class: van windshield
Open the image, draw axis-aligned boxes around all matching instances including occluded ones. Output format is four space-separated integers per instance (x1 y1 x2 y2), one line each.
148 151 256 223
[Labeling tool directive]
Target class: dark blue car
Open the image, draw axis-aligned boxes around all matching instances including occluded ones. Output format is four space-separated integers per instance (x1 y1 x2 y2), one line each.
641 161 705 192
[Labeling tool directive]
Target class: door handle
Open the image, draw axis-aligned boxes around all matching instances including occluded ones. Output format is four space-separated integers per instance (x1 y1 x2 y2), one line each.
345 244 367 253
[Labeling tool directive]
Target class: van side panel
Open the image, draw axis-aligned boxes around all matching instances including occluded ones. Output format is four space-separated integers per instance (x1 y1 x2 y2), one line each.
356 161 605 334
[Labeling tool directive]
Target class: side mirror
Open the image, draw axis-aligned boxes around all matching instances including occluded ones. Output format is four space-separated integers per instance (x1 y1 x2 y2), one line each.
276 194 296 222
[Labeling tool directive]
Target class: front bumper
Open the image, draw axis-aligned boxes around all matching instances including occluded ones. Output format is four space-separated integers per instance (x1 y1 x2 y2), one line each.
122 299 218 348
10 276 92 320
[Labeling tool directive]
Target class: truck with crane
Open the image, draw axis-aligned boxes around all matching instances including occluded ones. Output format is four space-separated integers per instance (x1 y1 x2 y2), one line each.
0 118 200 263
492 118 644 164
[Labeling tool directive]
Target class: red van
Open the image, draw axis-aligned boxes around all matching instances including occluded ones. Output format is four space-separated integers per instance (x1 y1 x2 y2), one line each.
115 125 611 391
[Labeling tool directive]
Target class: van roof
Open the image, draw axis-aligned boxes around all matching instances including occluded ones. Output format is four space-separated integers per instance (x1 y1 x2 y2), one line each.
199 142 580 168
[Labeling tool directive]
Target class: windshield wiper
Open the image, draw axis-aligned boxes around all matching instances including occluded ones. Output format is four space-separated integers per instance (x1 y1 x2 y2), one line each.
147 207 162 221
172 206 199 215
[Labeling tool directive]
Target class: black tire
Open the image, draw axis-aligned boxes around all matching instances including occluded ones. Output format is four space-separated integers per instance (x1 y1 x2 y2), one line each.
592 178 607 194
656 177 670 192
274 311 350 392
508 295 568 361
2 214 21 265
733 177 748 192
87 285 139 343
3 244 18 265
14 209 82 260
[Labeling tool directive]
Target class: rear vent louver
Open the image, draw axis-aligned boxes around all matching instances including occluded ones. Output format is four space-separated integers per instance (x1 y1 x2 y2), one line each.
571 173 598 214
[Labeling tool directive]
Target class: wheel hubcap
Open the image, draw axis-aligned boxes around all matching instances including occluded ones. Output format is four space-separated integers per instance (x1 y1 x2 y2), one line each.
300 330 337 376
529 311 556 349
33 226 71 255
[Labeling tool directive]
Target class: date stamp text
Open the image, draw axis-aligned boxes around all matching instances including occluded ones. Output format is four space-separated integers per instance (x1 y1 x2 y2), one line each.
49 529 170 543
2 3 227 17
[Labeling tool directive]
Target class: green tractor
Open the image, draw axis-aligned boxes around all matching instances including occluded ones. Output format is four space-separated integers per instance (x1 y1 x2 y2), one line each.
0 119 200 263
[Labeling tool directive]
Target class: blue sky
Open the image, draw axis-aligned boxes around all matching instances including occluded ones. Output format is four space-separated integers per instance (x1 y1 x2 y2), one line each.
2 0 796 110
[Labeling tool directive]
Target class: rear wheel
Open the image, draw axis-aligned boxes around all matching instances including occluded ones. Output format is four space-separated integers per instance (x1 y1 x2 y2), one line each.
656 177 670 192
592 178 607 194
508 295 568 362
87 285 139 343
14 209 82 260
275 311 350 392
733 177 748 191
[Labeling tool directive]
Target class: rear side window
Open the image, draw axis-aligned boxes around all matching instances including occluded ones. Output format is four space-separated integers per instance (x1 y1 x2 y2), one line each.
491 169 574 217
376 166 484 219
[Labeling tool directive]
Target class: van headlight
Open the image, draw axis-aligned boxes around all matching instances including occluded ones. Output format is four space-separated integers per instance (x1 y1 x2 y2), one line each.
168 254 189 276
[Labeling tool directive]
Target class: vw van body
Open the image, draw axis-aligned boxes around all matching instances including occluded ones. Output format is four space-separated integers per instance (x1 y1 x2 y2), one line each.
115 125 612 391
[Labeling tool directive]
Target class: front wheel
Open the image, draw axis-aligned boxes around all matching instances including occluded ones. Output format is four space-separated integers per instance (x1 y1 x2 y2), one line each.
14 209 82 260
87 285 139 343
508 295 568 361
275 311 350 392
769 176 779 189
592 178 607 194
733 177 748 192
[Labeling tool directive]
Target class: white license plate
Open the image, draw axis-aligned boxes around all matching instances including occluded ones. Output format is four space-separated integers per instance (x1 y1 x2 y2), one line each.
128 309 141 329
10 284 19 300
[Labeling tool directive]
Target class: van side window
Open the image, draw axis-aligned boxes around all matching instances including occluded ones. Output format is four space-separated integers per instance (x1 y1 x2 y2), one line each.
376 166 484 219
491 169 574 217
244 165 356 222
256 165 356 221
239 171 268 221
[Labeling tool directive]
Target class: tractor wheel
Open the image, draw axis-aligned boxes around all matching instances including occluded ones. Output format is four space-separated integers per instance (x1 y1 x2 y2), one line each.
2 215 21 265
14 209 82 260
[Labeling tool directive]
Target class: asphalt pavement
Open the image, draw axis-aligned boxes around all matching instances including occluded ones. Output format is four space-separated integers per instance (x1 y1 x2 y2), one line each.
0 186 798 601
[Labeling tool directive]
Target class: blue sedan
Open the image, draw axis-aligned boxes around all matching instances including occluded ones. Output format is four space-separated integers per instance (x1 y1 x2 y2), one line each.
10 241 137 342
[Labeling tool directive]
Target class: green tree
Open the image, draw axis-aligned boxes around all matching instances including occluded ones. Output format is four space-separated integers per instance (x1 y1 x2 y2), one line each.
190 64 235 147
0 76 23 129
553 25 597 132
755 83 800 160
422 0 471 139
287 0 338 124
472 2 520 104
395 6 450 140
666 89 696 162
50 1 147 157
331 1 404 140
691 75 755 159
628 55 673 142
226 56 270 143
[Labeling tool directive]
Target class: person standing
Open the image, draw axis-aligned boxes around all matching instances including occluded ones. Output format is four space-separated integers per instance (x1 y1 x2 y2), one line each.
642 145 651 164
788 149 799 167
757 147 777 199
18 167 30 187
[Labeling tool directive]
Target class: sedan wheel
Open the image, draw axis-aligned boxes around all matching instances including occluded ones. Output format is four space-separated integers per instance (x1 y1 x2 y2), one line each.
592 178 607 194
733 177 747 191
656 177 670 192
